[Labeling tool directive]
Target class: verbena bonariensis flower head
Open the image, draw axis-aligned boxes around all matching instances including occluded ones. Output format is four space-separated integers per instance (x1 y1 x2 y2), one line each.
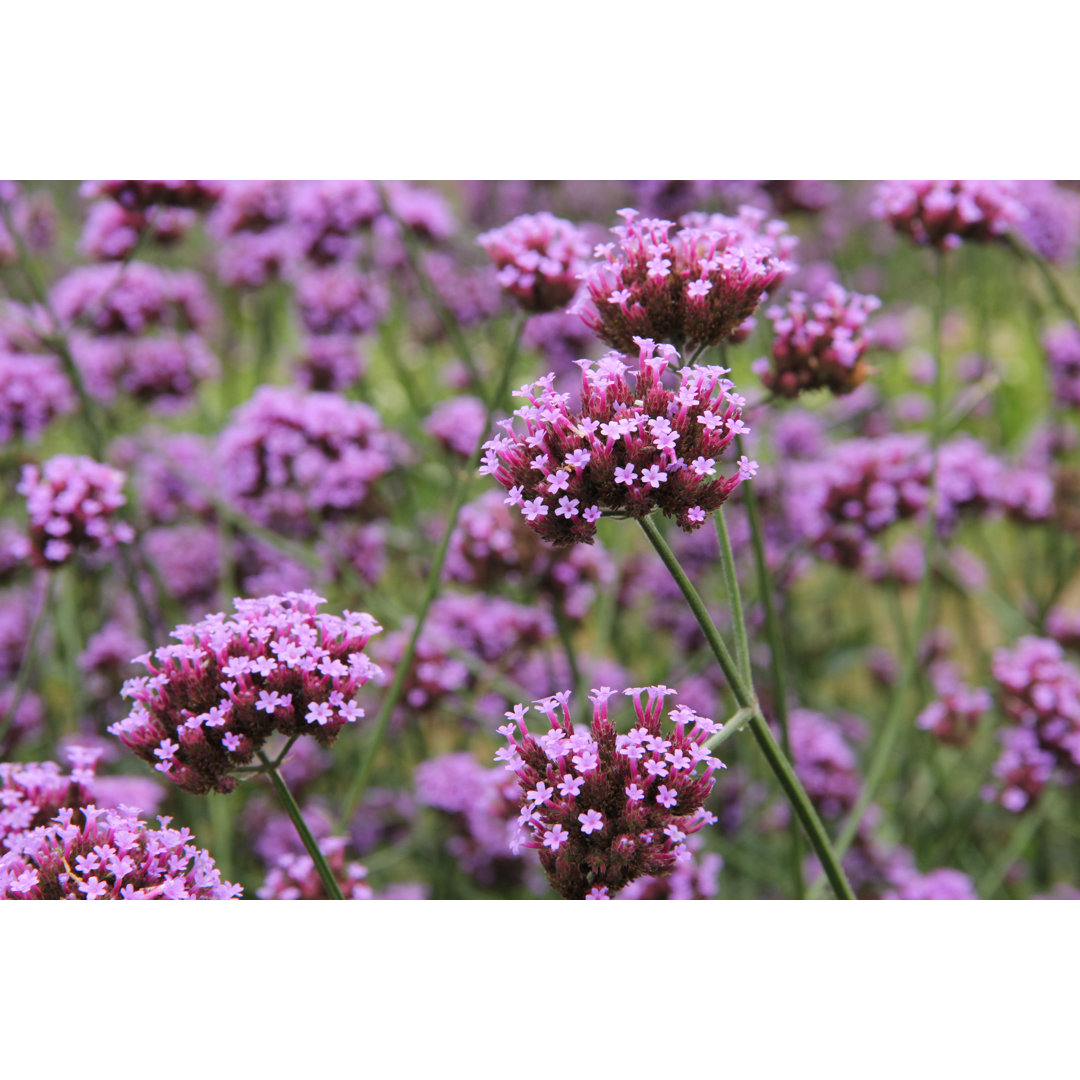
479 338 757 545
294 334 365 392
477 212 588 313
916 662 992 747
294 265 389 336
0 349 75 443
496 685 723 899
415 752 535 890
446 490 615 619
109 591 381 795
424 395 487 459
2 800 241 899
374 593 552 716
80 201 198 261
785 433 1051 572
0 759 94 847
112 431 216 526
1014 181 1080 265
1043 323 1080 410
988 636 1080 811
787 709 863 820
16 454 134 567
216 386 398 537
753 283 882 398
71 333 217 412
51 262 213 337
883 866 978 901
871 180 1025 250
80 180 223 213
257 836 375 900
574 208 792 353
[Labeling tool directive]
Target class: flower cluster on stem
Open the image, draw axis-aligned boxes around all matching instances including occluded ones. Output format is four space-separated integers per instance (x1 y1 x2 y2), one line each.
573 208 791 353
16 454 134 567
109 591 381 794
988 636 1080 811
477 212 588 313
754 283 881 398
496 685 722 899
871 181 1025 250
480 337 756 544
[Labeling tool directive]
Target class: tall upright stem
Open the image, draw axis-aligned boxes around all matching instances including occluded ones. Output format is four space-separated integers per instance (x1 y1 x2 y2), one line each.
258 750 344 900
637 514 855 899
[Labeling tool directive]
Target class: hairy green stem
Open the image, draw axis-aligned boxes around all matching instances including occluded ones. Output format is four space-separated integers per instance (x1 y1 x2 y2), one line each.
258 750 344 899
637 514 855 899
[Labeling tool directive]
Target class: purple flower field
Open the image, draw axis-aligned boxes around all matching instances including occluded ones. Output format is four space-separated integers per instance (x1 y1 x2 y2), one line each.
4 178 1080 901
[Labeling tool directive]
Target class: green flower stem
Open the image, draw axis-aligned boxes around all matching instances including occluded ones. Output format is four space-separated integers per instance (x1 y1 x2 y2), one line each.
706 706 754 750
0 573 55 750
810 251 951 898
976 803 1049 898
713 507 750 684
637 514 855 900
339 317 525 825
257 750 344 900
379 315 429 419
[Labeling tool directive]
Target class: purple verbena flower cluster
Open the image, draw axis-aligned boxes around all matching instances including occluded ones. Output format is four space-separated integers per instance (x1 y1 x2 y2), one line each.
481 338 757 544
574 207 791 353
16 454 134 567
496 685 722 899
424 395 487 458
2 800 241 899
917 662 992 747
478 212 588 313
989 637 1080 811
787 709 863 820
374 594 552 715
446 491 615 619
872 181 1025 250
754 282 882 398
0 348 75 443
216 386 398 536
80 180 224 213
415 752 535 889
52 262 213 336
257 836 375 900
109 591 381 794
1043 323 1080 410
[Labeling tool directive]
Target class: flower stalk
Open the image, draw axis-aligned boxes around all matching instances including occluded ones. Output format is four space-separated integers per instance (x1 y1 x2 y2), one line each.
258 750 344 900
637 513 855 899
